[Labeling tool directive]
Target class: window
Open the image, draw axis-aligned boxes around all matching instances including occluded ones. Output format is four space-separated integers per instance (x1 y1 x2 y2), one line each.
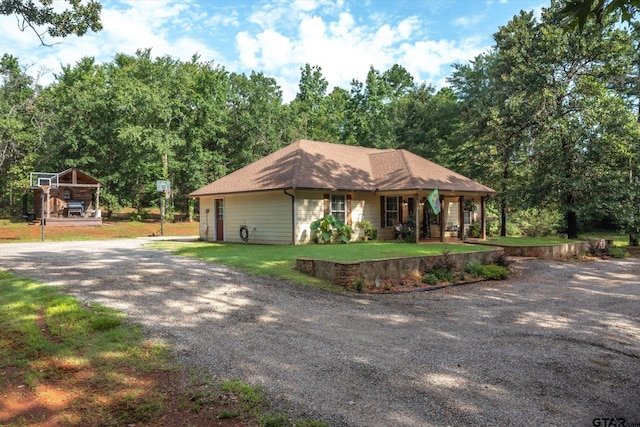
464 210 471 225
63 189 71 199
385 197 398 227
330 195 346 222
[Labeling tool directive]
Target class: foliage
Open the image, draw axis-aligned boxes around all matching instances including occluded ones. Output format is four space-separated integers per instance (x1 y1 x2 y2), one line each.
0 0 102 45
608 246 629 258
357 220 378 241
424 268 453 283
1 12 639 239
399 213 416 243
559 0 639 31
129 209 151 222
310 214 353 244
465 260 510 280
480 264 510 280
422 249 458 283
421 273 439 285
493 252 512 268
0 54 40 215
508 208 564 237
464 260 485 277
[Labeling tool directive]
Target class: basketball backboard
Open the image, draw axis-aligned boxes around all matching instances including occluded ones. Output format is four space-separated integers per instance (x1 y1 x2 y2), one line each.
30 172 59 189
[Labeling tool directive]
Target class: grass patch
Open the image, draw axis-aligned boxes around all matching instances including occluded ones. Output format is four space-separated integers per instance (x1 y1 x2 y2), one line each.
486 236 583 246
151 241 493 289
0 212 198 243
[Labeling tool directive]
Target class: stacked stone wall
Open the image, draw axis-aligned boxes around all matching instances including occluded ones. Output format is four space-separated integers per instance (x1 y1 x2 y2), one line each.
296 249 504 288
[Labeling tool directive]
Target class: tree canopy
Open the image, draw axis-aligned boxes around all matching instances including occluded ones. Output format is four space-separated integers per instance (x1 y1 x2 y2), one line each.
1 1 639 243
0 0 102 45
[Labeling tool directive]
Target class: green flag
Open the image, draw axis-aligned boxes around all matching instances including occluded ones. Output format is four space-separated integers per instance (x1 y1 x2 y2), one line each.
427 188 441 215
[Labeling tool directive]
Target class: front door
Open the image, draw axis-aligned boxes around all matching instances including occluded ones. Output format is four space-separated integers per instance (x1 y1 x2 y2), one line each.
215 198 224 241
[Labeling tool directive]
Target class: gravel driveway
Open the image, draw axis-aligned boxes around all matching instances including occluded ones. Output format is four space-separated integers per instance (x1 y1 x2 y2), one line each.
1 238 639 426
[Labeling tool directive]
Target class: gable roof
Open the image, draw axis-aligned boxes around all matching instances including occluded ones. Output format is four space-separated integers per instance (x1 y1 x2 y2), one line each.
189 140 495 196
57 168 103 187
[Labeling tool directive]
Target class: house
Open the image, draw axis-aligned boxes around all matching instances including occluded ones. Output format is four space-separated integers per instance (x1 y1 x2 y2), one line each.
29 168 103 226
189 140 495 244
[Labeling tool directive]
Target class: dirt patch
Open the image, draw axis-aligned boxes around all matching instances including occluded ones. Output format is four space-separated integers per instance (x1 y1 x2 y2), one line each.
0 360 250 427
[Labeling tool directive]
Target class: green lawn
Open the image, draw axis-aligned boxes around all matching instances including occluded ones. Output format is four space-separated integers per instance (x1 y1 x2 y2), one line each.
486 236 581 246
152 241 494 289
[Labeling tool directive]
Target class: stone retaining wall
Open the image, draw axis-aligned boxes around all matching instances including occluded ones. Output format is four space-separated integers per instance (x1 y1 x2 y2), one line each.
296 248 504 288
470 241 590 259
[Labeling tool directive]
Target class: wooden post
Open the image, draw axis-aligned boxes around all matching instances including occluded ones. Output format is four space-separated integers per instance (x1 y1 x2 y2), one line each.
95 186 100 214
440 197 445 243
414 194 419 243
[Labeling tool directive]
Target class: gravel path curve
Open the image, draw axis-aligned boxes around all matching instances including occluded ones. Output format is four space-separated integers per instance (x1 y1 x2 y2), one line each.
1 238 639 426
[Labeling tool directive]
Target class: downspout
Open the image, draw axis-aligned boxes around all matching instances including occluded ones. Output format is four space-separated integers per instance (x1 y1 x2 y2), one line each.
284 189 295 244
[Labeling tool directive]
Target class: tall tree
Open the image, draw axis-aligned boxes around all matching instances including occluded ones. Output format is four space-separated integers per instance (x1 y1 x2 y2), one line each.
450 14 539 237
289 64 329 141
0 54 41 213
226 71 286 171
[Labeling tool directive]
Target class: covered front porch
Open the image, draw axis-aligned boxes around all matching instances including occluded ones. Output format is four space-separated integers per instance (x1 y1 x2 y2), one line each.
378 192 489 243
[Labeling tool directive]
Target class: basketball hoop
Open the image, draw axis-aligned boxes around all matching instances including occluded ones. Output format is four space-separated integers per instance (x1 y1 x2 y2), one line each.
40 185 50 194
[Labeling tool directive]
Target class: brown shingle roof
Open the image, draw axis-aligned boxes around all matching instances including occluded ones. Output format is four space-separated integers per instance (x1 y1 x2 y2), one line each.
189 140 495 196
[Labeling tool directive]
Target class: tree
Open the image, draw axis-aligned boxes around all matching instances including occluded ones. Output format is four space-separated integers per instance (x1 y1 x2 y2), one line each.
345 65 414 148
289 64 329 141
0 54 41 214
226 71 286 171
450 13 540 237
0 0 102 45
451 6 637 238
559 0 639 30
40 50 230 218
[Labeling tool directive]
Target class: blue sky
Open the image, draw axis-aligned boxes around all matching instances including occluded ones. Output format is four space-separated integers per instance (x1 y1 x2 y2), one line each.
1 0 545 101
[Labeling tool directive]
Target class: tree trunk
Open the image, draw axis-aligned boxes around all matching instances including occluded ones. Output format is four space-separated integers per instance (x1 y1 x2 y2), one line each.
630 234 639 246
500 196 507 237
566 209 578 239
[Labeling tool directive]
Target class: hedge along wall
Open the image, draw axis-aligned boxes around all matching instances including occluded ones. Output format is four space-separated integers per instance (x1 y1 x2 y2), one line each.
296 248 504 288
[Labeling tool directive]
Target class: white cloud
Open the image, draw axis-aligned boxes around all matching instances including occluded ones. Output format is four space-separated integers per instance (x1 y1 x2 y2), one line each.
398 37 487 79
454 14 485 27
233 2 488 101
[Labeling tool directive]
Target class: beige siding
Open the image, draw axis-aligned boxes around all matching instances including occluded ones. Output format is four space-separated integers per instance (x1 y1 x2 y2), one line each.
293 190 324 244
293 190 381 244
225 192 293 244
198 196 216 241
198 190 384 245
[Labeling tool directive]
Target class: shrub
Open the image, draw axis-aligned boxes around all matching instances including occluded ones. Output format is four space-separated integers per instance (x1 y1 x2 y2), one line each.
608 247 628 259
357 220 378 241
310 215 353 244
400 214 416 242
468 222 482 238
432 249 458 272
480 264 510 280
421 273 439 285
493 252 511 268
464 260 484 278
509 207 563 237
129 209 151 222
